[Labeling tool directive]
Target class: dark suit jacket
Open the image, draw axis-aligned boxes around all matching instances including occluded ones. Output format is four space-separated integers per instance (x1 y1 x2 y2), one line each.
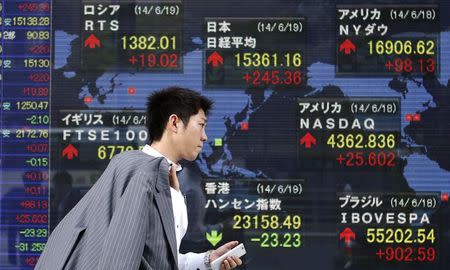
36 151 180 270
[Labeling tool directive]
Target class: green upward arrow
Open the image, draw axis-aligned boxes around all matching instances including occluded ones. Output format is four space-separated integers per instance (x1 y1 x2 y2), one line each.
206 230 222 247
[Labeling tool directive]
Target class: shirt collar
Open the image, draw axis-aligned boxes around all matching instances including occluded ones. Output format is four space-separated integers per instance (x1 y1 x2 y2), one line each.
142 144 182 172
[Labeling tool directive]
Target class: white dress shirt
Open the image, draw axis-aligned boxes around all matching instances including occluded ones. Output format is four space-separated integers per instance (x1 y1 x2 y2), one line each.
142 145 207 270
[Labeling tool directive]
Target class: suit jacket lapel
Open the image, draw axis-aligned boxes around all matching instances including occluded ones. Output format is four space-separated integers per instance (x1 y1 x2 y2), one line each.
154 158 178 268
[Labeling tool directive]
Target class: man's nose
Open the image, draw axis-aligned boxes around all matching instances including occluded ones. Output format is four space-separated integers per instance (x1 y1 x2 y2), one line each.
201 130 208 141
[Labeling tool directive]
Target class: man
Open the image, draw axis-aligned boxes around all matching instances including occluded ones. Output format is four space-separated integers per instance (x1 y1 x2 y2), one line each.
36 87 242 270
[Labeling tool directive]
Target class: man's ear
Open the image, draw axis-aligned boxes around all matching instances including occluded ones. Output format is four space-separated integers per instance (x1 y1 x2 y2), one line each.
168 114 180 133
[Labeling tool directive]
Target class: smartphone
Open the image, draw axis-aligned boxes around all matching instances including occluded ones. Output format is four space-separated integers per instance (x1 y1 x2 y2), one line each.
210 243 246 270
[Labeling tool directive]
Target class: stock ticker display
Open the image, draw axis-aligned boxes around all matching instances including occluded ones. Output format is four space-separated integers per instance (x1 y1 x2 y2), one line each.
0 0 449 269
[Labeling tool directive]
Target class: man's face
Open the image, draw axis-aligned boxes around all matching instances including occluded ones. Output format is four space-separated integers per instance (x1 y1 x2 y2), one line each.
177 109 208 161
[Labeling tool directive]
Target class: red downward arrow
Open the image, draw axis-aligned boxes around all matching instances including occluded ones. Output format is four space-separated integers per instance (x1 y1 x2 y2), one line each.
62 144 79 160
339 227 356 244
300 132 316 148
339 39 356 55
207 51 223 67
84 34 100 49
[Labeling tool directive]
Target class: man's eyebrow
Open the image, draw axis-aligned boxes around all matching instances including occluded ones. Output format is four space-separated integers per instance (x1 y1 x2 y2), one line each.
200 117 208 122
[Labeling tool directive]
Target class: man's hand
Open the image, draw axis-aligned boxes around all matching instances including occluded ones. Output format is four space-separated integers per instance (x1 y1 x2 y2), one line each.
209 241 243 270
168 164 180 191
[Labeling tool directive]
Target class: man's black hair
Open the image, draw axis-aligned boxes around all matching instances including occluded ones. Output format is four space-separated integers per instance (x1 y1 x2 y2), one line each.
146 86 213 143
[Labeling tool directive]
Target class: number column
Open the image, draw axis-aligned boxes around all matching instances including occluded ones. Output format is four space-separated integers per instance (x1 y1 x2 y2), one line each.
204 18 306 88
336 5 439 76
0 0 51 268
